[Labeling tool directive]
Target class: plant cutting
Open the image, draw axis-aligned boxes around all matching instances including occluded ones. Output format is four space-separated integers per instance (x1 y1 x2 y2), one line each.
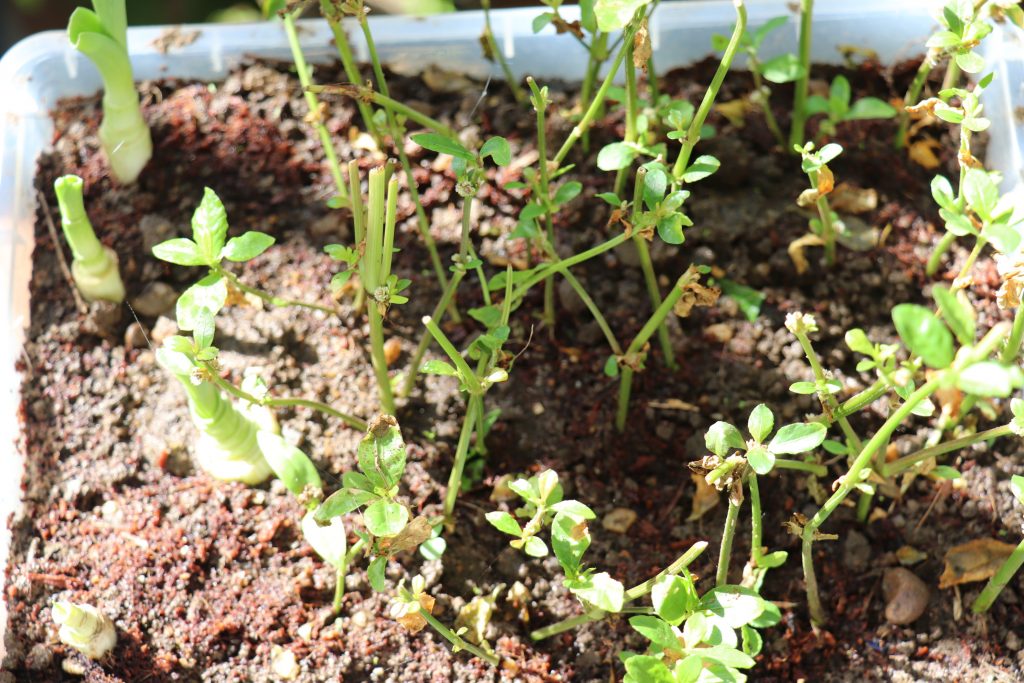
53 174 125 303
66 0 151 183
52 601 117 660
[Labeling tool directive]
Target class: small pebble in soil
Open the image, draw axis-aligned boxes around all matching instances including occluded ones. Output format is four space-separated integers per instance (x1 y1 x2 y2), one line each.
705 323 733 343
270 645 300 679
130 281 178 317
25 643 53 671
139 214 176 254
602 507 638 534
1006 631 1022 651
383 337 402 366
883 567 930 625
124 322 149 349
843 530 872 572
149 316 178 344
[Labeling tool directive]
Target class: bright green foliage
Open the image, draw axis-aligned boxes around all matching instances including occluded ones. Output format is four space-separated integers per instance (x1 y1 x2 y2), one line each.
152 188 275 330
488 470 625 612
53 175 125 303
621 585 778 682
926 0 993 74
701 404 826 477
593 0 651 31
625 162 697 245
67 0 152 183
805 75 897 136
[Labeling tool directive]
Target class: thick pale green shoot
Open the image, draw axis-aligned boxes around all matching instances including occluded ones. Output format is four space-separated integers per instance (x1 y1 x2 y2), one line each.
67 0 151 183
52 601 117 660
157 339 276 484
53 175 125 303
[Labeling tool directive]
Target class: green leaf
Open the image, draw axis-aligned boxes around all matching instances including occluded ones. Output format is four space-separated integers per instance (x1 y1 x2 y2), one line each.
552 512 591 577
152 237 207 266
569 572 625 612
682 155 720 183
364 499 409 537
932 285 975 345
719 279 764 322
686 645 756 669
985 223 1021 255
844 328 873 355
789 381 818 395
623 655 675 683
818 143 843 165
604 355 620 377
940 208 977 236
594 0 651 31
652 573 699 626
480 136 511 166
956 361 1022 397
963 168 999 221
523 535 549 557
367 555 387 592
892 303 954 369
705 421 745 457
421 359 459 377
532 11 554 33
301 510 346 568
699 586 765 628
410 132 474 160
550 500 595 518
749 600 782 628
931 466 962 480
629 615 678 651
357 418 407 489
191 188 229 264
192 307 215 350
257 432 322 496
596 192 623 207
315 487 378 520
845 97 897 120
220 231 275 262
597 142 637 171
931 175 957 211
927 29 961 49
485 510 522 536
761 53 804 84
656 214 686 245
828 75 852 120
746 445 775 475
747 404 774 443
955 50 985 74
553 181 583 206
767 422 826 455
176 273 227 332
642 166 668 208
1011 475 1024 505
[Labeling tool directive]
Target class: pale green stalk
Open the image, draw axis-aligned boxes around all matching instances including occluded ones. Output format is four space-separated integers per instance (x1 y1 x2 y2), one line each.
319 0 381 143
717 496 742 586
53 175 125 303
629 168 676 369
788 0 814 149
972 538 1024 613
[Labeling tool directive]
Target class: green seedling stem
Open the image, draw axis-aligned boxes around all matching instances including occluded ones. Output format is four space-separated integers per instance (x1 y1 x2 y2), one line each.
511 232 631 305
630 168 677 370
53 175 125 303
362 168 398 414
333 537 367 612
615 267 700 432
801 322 1011 624
881 424 1014 477
526 77 558 335
481 0 525 103
972 537 1024 613
283 10 348 204
926 116 974 276
789 0 814 149
671 0 747 181
895 55 936 148
530 541 709 640
717 496 742 586
319 0 382 144
443 395 482 519
614 40 639 196
420 605 500 665
1003 307 1024 364
204 366 367 431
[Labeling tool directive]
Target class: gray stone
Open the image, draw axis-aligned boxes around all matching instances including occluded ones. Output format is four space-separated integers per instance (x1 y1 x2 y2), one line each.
130 281 178 317
883 568 930 625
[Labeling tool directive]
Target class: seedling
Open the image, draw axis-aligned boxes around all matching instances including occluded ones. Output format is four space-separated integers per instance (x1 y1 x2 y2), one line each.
152 187 333 337
804 75 897 137
795 142 843 267
53 175 125 303
67 0 152 183
713 16 804 147
156 331 278 484
52 601 117 660
621 583 781 683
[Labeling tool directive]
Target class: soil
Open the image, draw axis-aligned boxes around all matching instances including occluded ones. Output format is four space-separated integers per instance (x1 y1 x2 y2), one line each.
3 52 1023 683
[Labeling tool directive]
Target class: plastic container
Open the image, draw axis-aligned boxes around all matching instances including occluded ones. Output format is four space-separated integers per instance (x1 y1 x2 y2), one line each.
1 0 1021 660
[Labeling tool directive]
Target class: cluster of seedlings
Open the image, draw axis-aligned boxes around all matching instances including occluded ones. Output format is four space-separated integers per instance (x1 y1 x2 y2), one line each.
38 0 1024 679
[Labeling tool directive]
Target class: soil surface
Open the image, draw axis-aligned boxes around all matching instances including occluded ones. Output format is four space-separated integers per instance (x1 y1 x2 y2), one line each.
3 53 1024 683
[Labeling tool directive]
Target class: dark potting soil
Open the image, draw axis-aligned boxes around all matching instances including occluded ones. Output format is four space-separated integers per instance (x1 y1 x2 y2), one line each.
3 53 1024 683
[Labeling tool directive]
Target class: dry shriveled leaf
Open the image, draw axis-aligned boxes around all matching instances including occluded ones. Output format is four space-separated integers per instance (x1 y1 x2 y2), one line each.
830 183 878 214
379 516 433 555
796 188 821 208
633 20 652 72
715 98 755 128
817 165 835 195
788 233 825 275
396 593 435 634
648 398 700 411
938 538 1016 588
673 282 720 318
602 507 638 534
896 545 927 566
908 138 942 169
687 472 720 521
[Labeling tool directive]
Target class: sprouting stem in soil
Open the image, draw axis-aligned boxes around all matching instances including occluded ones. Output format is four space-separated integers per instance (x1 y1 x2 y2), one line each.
789 0 814 149
881 424 1014 477
419 605 500 665
748 474 766 566
444 395 482 520
717 496 742 586
895 55 935 148
526 77 557 334
333 537 367 613
630 168 676 370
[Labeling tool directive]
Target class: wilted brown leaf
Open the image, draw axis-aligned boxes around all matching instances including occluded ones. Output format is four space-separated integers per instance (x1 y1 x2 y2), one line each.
687 473 720 521
396 593 435 634
830 183 878 214
796 188 821 208
817 165 835 195
715 98 755 128
379 515 433 555
633 20 652 72
908 138 942 169
788 233 825 275
938 538 1016 589
673 282 720 318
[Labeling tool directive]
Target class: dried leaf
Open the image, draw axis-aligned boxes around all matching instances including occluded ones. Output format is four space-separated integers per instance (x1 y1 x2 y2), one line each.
633 20 652 72
396 593 435 634
817 165 835 195
602 507 638 534
938 538 1016 589
787 233 825 275
715 98 755 128
896 545 927 566
379 516 433 555
687 472 720 521
647 398 700 411
796 188 821 208
673 282 720 318
908 138 941 169
830 183 878 214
